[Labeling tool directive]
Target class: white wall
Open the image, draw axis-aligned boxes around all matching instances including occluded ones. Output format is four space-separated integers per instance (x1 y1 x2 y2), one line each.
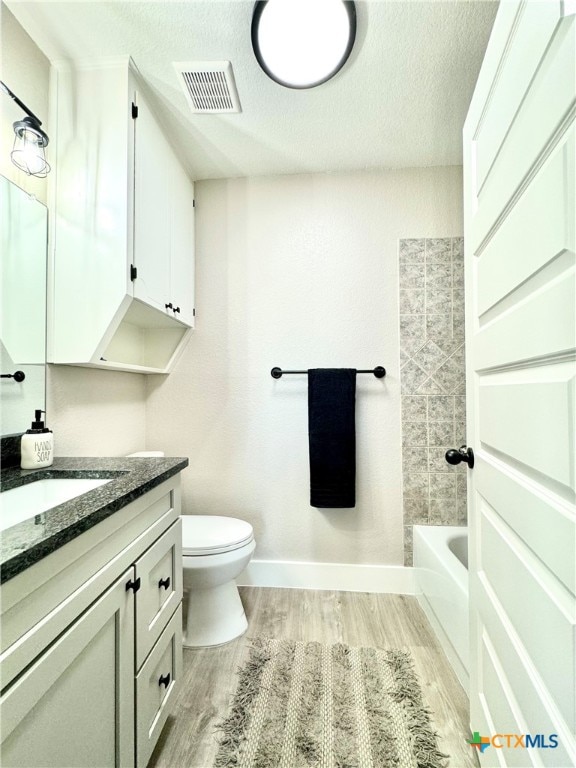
146 167 463 566
47 366 147 456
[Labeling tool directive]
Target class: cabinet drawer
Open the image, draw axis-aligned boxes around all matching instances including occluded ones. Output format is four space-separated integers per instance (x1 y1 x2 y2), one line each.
136 604 182 768
135 519 182 669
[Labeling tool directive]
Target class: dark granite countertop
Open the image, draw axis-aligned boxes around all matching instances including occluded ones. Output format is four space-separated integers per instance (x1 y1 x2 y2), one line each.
0 456 188 584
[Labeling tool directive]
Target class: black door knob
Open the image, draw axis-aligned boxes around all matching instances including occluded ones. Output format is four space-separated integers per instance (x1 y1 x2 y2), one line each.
445 446 474 468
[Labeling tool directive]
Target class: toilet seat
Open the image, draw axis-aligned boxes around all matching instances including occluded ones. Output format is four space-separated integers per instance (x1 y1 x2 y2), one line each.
181 515 254 556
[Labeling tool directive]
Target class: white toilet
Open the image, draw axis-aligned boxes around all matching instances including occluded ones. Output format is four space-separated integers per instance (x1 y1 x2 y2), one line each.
181 515 255 648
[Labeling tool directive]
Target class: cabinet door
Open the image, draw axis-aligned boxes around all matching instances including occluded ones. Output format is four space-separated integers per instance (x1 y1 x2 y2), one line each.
133 87 171 314
135 520 183 669
170 158 195 327
0 568 135 768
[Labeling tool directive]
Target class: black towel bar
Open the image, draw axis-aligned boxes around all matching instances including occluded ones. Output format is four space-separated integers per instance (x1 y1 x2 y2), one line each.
271 366 385 379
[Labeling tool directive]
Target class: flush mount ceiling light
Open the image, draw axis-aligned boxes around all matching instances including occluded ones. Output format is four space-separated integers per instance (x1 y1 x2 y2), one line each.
1 81 51 178
252 0 356 89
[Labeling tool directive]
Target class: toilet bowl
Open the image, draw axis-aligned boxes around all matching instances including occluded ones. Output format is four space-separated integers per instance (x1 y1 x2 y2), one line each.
181 515 255 648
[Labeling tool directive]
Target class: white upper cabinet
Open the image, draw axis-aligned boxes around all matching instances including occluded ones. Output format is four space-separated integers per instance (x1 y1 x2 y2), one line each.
50 57 194 373
133 87 195 326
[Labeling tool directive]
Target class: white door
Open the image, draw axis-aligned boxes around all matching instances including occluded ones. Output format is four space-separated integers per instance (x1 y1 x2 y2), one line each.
133 86 172 314
464 2 575 767
0 569 135 767
169 155 195 327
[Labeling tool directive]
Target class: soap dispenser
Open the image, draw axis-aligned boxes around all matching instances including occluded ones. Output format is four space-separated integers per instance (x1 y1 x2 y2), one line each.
21 410 54 469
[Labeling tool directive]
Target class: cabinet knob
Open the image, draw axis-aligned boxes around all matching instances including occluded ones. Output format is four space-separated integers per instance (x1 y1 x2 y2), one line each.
158 576 171 590
125 577 141 593
159 673 171 688
173 306 181 314
165 302 173 310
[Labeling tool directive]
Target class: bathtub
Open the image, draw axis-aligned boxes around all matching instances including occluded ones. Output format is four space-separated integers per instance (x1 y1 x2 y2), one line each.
413 525 469 690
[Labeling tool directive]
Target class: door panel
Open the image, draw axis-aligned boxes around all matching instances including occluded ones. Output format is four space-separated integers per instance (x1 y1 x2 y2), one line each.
464 2 576 767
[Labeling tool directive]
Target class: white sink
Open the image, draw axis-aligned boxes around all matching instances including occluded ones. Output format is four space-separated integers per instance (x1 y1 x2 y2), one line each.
0 478 112 531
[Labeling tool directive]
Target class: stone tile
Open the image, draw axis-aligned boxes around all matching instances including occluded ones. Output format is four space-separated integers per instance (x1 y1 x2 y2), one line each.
452 309 466 341
412 339 447 376
399 314 426 354
451 344 466 369
403 498 429 524
426 314 452 343
400 348 410 367
433 354 464 394
456 493 468 525
400 289 425 314
404 525 414 564
454 395 466 423
455 417 467 445
428 421 454 446
400 359 428 393
404 548 413 567
452 237 464 259
402 446 422 472
429 473 457 499
404 524 414 548
426 287 453 315
430 498 458 524
452 260 465 289
456 473 468 498
416 376 445 394
399 239 425 263
402 422 428 447
428 446 457 473
403 472 429 499
433 336 463 356
426 238 452 262
453 287 465 312
425 262 452 289
399 263 425 289
402 395 427 422
428 395 454 421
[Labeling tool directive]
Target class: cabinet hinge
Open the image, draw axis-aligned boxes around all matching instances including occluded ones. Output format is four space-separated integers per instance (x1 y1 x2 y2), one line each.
193 308 196 317
131 102 138 119
126 577 141 594
130 265 137 281
193 199 196 208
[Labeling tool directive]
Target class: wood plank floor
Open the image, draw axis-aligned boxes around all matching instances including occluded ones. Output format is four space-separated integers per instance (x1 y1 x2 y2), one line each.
149 588 478 768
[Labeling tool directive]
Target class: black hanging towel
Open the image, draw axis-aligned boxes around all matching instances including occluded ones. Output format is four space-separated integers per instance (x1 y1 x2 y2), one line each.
308 368 357 508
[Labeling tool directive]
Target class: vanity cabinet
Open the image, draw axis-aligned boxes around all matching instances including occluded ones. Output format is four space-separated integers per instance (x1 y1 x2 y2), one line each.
1 569 135 768
0 475 184 768
50 56 195 373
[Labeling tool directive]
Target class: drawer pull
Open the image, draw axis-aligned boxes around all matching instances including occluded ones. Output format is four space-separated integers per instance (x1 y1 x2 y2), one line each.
159 673 171 688
158 576 171 590
126 577 141 593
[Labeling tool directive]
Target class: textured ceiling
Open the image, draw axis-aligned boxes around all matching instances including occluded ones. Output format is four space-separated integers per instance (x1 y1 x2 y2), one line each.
6 1 498 181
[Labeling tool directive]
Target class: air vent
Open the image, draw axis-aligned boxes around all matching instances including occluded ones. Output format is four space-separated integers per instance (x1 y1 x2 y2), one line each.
173 61 241 114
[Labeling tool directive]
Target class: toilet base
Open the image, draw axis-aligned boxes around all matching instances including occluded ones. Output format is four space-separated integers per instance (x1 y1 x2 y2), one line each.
183 580 248 648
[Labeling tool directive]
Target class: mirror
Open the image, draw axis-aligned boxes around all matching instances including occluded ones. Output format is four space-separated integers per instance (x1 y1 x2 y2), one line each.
0 175 47 435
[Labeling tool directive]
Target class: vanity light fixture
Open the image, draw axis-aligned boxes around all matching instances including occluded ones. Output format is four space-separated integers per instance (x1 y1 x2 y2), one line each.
251 0 356 89
1 81 51 178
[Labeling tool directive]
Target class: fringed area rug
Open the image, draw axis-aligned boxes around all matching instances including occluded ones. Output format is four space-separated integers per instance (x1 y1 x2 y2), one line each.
214 638 449 768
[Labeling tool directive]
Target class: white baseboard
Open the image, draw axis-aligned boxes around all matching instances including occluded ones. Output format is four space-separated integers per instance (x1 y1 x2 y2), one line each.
237 559 417 595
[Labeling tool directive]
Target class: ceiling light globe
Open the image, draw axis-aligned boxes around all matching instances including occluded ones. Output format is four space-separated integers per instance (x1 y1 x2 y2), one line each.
252 0 356 89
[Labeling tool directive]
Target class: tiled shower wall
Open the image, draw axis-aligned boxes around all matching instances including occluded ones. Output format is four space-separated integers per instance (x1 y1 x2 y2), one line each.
399 237 467 565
